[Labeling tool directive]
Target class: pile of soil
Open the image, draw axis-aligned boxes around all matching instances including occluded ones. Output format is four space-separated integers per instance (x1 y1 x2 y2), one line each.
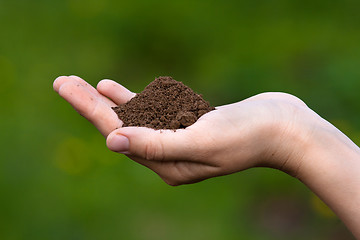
112 76 215 130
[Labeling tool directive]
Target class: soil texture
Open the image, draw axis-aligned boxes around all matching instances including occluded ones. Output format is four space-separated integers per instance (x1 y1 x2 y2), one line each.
112 76 215 130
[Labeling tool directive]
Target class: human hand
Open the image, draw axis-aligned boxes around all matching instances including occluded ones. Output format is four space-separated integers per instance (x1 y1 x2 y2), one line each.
53 76 312 185
54 76 360 237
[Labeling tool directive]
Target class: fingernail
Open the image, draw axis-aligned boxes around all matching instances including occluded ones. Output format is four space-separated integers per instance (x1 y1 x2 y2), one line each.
108 134 130 153
53 76 67 92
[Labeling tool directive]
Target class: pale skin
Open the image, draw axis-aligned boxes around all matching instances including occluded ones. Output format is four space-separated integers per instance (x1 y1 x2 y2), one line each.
53 75 360 239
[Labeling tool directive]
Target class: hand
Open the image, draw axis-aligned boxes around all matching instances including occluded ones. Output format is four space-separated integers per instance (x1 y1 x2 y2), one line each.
54 76 360 238
53 76 311 185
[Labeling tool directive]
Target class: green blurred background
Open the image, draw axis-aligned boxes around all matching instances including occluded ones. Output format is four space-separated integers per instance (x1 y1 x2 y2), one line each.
1 0 359 239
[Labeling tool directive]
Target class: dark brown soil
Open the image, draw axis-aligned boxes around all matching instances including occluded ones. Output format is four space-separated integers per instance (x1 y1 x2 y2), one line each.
112 76 215 130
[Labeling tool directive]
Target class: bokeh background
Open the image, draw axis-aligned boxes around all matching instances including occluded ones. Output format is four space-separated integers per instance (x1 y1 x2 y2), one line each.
1 0 359 239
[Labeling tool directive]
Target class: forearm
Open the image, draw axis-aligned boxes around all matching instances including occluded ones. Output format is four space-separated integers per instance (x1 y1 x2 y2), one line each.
297 122 360 239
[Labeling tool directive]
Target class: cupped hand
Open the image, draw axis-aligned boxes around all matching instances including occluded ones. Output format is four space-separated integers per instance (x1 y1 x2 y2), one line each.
54 76 311 186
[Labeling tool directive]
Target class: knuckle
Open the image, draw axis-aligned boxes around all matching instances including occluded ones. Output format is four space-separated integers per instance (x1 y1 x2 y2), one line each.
89 101 101 119
143 138 165 161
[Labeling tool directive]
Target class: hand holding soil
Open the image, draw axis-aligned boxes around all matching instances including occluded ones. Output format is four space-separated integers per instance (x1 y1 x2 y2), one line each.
54 75 360 238
53 75 297 184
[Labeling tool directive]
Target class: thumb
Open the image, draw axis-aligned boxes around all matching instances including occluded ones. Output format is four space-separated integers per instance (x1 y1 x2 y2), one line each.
106 127 201 162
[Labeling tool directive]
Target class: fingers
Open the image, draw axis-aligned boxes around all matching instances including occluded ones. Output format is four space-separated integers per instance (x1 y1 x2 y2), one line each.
54 76 115 106
106 127 208 162
97 79 136 105
54 76 122 136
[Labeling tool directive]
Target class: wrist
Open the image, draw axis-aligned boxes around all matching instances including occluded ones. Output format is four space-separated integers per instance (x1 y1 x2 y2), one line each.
288 115 360 238
296 118 360 187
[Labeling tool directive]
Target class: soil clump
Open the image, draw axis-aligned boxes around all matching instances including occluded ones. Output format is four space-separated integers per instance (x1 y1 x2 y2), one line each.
112 76 215 130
